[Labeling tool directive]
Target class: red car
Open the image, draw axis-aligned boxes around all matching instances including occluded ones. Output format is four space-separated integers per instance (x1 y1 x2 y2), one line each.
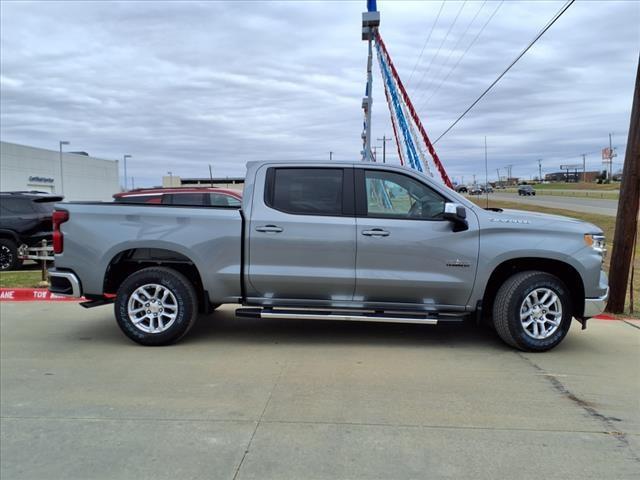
113 187 242 207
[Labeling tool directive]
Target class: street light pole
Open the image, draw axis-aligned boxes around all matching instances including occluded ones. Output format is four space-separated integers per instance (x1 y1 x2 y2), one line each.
123 154 132 191
58 141 70 195
377 135 391 163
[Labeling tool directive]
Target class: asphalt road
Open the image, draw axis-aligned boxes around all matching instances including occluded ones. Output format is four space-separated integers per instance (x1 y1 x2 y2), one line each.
1 303 639 479
488 192 619 216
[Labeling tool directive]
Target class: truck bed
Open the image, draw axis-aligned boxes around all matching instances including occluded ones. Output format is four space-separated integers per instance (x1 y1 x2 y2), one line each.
54 202 243 302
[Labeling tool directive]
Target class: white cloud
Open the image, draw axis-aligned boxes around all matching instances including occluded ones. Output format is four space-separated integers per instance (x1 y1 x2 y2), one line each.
1 0 638 186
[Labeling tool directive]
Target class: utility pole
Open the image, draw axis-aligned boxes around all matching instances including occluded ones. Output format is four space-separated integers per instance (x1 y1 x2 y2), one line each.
537 159 542 182
472 174 476 185
58 141 70 195
484 137 489 208
329 151 333 161
607 56 640 313
123 154 132 191
496 168 501 186
377 135 391 163
209 164 214 187
582 154 587 182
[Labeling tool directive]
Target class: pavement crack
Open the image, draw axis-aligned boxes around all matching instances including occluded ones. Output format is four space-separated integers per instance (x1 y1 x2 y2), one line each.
622 320 640 330
231 362 286 480
516 352 640 463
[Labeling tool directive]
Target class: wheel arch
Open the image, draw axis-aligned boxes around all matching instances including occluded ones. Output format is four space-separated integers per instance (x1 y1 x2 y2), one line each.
0 230 20 243
103 248 211 312
482 257 585 320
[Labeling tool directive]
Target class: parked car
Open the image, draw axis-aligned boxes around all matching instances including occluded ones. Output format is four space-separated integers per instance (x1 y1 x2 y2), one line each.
49 161 608 352
518 185 536 196
113 187 242 207
469 186 483 195
0 191 63 270
454 185 468 194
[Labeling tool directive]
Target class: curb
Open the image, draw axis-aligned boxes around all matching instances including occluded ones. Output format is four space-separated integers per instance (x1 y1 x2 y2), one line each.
0 288 82 302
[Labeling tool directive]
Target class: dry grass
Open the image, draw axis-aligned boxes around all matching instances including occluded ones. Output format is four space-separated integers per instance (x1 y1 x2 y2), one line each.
470 197 639 317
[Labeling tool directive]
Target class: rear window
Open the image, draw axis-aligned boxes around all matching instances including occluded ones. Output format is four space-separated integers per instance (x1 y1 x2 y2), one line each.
266 168 344 216
163 193 207 206
0 197 52 215
209 193 241 207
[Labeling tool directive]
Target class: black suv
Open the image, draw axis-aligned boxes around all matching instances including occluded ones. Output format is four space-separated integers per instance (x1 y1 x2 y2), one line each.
517 185 536 196
0 192 63 270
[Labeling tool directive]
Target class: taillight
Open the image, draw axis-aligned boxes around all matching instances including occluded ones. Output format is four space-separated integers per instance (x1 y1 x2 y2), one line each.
52 210 69 254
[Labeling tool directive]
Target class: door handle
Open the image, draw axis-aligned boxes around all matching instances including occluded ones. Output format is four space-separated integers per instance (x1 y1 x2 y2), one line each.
255 225 283 233
362 228 390 237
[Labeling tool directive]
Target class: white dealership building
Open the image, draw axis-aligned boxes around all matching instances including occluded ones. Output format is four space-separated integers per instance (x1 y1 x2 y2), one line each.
0 141 120 201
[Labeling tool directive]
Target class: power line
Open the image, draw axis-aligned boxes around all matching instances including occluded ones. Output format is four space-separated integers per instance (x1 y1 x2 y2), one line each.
412 1 467 94
421 0 504 110
433 0 576 145
407 0 445 86
415 0 488 106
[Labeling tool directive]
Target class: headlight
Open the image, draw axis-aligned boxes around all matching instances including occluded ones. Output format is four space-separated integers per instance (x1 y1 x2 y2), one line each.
584 234 606 256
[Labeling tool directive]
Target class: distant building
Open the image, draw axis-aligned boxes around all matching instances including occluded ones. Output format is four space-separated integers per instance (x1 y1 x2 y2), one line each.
0 141 120 201
162 175 244 191
545 171 600 182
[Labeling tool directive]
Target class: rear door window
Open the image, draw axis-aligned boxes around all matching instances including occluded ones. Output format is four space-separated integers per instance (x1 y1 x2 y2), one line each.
266 168 344 216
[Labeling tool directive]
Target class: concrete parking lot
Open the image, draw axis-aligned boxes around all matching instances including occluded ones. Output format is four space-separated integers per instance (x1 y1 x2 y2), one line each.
1 302 639 479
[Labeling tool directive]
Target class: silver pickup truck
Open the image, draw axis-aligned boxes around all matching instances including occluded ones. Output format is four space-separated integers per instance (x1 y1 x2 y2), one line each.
48 161 608 351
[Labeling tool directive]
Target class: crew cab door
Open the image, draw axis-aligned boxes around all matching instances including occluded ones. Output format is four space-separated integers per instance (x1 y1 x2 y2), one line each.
247 166 356 302
354 168 479 309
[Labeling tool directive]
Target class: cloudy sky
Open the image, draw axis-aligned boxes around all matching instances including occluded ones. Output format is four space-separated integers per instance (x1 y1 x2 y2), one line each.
1 0 638 186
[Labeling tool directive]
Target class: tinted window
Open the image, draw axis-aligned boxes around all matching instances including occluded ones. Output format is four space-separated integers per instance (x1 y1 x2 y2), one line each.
268 168 343 216
165 193 207 206
364 170 445 220
209 193 241 207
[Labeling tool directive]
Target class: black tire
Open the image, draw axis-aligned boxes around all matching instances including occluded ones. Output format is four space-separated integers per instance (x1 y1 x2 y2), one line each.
115 267 198 346
492 271 572 352
0 238 21 271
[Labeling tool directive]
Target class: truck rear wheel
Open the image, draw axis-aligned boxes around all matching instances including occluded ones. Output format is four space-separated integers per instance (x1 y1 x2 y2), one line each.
492 271 572 352
115 267 198 346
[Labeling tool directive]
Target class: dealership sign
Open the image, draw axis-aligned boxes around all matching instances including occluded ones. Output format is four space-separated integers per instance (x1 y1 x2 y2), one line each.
28 176 55 184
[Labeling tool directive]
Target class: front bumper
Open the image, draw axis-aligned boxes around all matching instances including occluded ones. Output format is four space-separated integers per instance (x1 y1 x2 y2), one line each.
583 287 609 318
48 268 82 298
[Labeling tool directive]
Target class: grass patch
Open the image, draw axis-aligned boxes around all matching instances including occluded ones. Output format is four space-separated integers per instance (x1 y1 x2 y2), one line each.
502 188 618 200
0 270 47 288
470 197 639 317
529 182 620 191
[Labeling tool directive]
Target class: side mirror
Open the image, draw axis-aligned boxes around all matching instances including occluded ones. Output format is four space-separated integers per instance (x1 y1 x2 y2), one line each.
443 202 468 232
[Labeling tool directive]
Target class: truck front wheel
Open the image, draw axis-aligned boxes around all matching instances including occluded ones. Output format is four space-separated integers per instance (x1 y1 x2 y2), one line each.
115 267 198 346
492 271 572 352
0 239 21 271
